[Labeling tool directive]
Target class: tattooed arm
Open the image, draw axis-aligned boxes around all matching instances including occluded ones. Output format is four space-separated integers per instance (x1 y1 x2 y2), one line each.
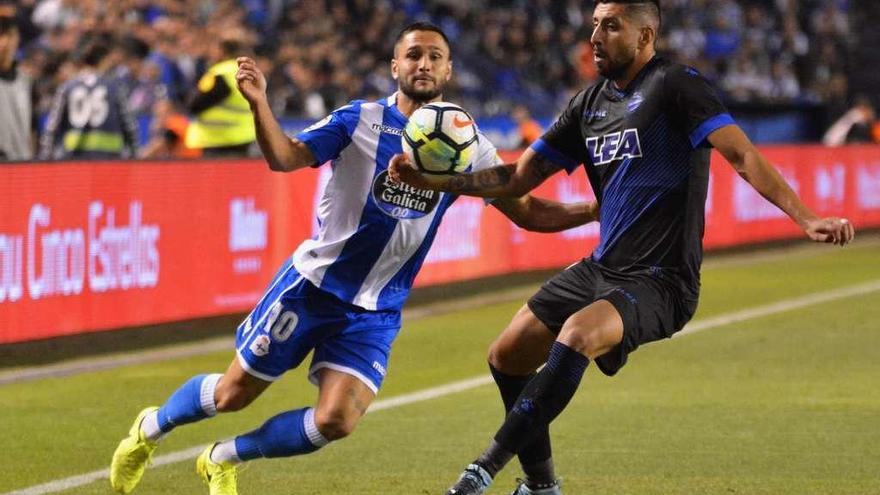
388 148 562 198
491 196 598 233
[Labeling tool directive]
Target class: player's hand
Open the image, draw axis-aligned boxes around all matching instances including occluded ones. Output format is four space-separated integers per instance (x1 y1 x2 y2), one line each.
804 217 855 246
388 153 443 190
235 56 267 105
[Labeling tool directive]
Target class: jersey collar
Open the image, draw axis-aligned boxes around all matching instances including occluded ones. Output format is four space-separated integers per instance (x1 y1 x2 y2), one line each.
604 55 662 100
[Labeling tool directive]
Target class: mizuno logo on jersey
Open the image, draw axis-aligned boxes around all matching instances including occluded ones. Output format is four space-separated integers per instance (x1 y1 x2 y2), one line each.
371 123 404 136
585 128 642 166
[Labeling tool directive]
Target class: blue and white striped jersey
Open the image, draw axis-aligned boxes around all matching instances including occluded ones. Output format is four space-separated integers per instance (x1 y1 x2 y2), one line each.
292 94 501 311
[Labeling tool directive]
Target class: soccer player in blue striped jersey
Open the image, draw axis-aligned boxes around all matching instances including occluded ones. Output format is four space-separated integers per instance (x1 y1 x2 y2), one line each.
391 2 854 494
110 22 598 495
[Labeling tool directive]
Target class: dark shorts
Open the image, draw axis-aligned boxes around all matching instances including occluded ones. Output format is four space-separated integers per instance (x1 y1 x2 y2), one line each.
527 259 698 376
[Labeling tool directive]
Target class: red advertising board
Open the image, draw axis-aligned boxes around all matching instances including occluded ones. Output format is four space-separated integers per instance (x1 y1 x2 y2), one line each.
1 145 879 344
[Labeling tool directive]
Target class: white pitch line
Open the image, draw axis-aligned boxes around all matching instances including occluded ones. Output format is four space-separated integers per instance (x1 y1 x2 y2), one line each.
0 376 495 495
3 279 879 495
675 279 880 337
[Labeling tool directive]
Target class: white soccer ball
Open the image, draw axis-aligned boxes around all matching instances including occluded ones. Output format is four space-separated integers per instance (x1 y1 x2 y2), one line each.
401 102 479 178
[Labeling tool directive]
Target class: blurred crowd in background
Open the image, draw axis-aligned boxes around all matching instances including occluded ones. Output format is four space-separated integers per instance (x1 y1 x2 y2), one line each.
0 0 877 161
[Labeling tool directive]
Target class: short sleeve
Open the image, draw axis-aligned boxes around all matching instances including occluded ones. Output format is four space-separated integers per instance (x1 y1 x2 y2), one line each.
471 129 504 172
296 101 362 164
665 65 735 148
530 91 589 173
470 129 505 206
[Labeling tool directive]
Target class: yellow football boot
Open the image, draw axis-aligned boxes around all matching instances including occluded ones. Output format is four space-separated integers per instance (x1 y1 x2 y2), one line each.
196 444 239 495
110 407 159 494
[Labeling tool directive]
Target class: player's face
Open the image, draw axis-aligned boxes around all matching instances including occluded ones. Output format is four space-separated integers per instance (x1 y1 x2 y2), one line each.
392 31 452 103
590 4 641 80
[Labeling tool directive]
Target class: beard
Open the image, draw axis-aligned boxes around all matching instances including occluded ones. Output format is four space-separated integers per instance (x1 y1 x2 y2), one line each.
596 51 636 81
399 76 445 103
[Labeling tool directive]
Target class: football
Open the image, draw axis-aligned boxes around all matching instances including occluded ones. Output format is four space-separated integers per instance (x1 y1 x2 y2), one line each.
401 102 479 179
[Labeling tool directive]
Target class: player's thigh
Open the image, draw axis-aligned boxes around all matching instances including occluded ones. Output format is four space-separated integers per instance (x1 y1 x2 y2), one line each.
488 304 557 375
589 273 695 376
237 268 347 382
214 357 272 412
526 259 602 334
313 368 376 439
557 299 625 360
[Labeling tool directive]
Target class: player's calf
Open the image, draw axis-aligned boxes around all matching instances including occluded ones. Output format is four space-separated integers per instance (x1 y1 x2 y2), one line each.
210 407 329 464
314 405 360 440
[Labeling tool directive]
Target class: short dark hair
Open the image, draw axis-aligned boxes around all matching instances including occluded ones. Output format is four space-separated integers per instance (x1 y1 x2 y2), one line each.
120 36 150 60
394 21 451 56
593 0 661 29
76 32 114 67
220 39 244 58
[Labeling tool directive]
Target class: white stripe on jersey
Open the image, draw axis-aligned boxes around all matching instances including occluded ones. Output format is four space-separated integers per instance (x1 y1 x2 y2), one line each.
291 96 501 312
292 102 384 288
354 203 440 309
353 133 500 309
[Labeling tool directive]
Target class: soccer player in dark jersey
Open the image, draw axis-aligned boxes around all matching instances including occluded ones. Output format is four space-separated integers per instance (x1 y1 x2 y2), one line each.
390 1 855 494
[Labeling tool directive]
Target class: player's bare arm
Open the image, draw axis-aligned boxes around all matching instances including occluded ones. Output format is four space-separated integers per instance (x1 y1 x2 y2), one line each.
709 125 855 246
389 147 563 198
492 196 598 233
236 56 316 172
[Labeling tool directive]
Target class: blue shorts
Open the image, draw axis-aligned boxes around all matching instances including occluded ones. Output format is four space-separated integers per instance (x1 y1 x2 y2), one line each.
235 258 401 394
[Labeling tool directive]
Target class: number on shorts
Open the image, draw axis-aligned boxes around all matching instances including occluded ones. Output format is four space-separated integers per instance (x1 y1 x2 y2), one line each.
264 302 299 342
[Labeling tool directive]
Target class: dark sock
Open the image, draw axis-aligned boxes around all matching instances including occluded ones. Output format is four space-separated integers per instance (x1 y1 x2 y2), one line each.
489 364 554 476
493 342 589 456
522 458 557 488
474 440 514 478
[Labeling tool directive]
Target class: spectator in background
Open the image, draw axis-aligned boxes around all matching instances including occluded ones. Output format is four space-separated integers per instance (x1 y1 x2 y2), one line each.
667 14 705 63
139 98 201 159
766 60 800 102
7 0 861 147
704 14 741 62
0 0 36 161
39 32 137 159
110 36 152 112
823 96 878 147
183 32 256 157
512 104 542 147
127 55 169 117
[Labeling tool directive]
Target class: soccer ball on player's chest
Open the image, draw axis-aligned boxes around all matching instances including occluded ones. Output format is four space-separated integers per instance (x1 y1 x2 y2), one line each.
402 102 479 181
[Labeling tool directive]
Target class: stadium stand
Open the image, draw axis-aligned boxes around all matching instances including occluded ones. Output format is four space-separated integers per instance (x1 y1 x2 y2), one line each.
1 0 874 152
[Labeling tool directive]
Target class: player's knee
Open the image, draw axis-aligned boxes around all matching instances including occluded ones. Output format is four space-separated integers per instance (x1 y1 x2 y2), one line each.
558 325 613 359
487 337 511 370
314 407 358 441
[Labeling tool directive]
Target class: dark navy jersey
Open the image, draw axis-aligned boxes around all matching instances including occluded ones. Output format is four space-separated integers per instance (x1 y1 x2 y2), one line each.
531 57 734 297
39 71 138 160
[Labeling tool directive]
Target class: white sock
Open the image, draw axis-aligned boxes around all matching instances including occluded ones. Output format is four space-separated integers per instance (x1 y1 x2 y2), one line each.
200 374 222 416
210 439 243 465
140 410 166 443
304 408 329 447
